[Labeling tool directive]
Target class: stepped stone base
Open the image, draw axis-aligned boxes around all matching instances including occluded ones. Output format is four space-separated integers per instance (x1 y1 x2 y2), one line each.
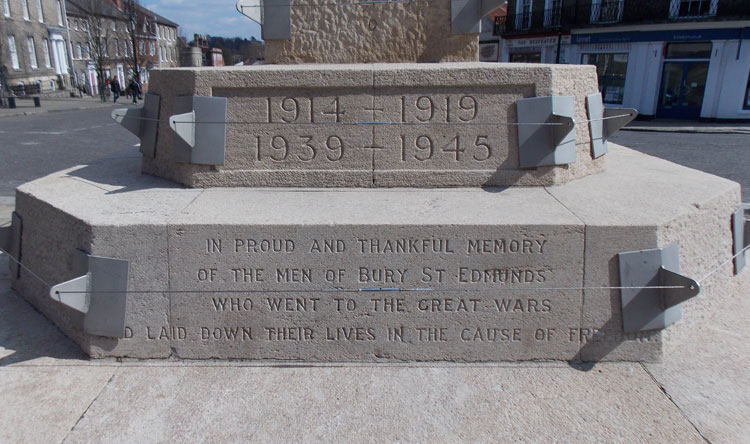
8 145 743 362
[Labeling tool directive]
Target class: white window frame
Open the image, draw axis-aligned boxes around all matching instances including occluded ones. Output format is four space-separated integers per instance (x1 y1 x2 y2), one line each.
590 0 624 24
76 42 82 59
669 0 718 19
42 38 51 67
149 41 155 56
55 0 63 25
515 0 533 30
36 0 43 22
27 36 38 69
21 0 30 20
8 36 20 69
113 38 119 56
2 0 10 17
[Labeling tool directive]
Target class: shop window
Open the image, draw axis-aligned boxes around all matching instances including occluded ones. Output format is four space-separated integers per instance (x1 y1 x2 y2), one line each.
665 42 712 59
744 71 750 110
510 52 541 63
582 53 628 104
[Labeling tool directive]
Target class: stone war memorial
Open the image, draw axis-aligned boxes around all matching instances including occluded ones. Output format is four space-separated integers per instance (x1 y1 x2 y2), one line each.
1 0 748 364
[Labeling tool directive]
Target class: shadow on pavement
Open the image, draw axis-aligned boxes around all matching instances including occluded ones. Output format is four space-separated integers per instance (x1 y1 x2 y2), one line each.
0 255 87 366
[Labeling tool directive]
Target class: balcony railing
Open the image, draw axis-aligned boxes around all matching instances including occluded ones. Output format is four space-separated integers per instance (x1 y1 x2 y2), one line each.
494 0 750 36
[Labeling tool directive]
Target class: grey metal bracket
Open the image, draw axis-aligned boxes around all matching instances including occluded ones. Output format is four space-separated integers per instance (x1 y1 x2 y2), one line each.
236 0 291 40
111 93 161 157
516 96 576 168
733 203 750 274
618 242 700 333
49 249 129 338
451 0 504 34
169 96 228 166
586 93 637 158
0 212 22 279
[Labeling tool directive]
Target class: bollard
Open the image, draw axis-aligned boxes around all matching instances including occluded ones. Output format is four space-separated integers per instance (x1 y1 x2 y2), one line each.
33 97 41 107
8 97 16 108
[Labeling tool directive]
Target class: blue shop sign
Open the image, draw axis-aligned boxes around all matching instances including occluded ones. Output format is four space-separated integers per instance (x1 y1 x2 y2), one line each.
572 28 750 44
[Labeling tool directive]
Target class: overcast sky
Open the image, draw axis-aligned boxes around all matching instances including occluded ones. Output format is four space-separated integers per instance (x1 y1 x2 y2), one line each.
143 0 262 40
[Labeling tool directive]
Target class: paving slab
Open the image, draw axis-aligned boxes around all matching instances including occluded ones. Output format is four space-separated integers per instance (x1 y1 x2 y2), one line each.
0 366 116 444
645 267 750 444
62 363 704 444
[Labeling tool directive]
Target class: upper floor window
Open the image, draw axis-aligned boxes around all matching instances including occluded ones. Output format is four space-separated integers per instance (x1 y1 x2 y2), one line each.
76 42 82 59
73 19 78 30
149 41 155 56
21 0 30 20
112 21 117 31
669 0 717 19
55 0 63 26
515 0 532 30
36 0 43 22
543 0 562 28
2 0 10 17
744 70 750 110
590 0 623 24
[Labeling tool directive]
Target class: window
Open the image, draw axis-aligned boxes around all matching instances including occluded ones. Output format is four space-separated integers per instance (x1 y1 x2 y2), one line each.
139 41 145 55
744 71 750 111
142 20 148 33
21 0 30 20
2 0 10 17
669 0 717 19
149 42 155 56
112 21 117 31
55 0 63 25
76 42 82 59
42 38 51 67
73 19 78 30
544 0 562 28
48 79 55 90
582 53 628 104
591 0 623 24
36 0 43 22
158 46 162 62
510 52 541 63
515 0 532 30
114 39 119 56
8 36 19 69
85 43 91 59
121 40 127 56
27 37 38 68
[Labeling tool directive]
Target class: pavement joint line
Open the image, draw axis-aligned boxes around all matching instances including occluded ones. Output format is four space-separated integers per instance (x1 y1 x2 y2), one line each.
61 367 120 444
640 362 713 444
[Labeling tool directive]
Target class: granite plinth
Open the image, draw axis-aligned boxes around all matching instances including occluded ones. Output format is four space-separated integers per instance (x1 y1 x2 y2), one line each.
8 145 742 362
144 63 602 188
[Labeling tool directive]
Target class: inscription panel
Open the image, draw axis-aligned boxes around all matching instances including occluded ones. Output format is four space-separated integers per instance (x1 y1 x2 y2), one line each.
164 225 585 361
213 86 533 186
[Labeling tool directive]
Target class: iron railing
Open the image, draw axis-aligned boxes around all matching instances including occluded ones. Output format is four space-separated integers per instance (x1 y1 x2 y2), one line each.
10 83 42 96
494 0 750 36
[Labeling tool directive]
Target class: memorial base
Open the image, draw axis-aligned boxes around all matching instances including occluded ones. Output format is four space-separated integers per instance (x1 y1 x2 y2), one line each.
8 144 743 363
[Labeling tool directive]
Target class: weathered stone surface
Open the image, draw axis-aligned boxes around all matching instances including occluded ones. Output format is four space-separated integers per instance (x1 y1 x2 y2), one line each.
264 0 478 64
143 63 602 188
8 145 744 362
61 364 706 443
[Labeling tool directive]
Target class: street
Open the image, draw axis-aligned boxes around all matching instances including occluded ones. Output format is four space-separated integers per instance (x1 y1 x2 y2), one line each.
0 108 747 202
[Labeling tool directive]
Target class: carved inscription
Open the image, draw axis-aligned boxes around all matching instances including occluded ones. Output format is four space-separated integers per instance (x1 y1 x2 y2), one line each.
165 226 586 361
218 87 523 176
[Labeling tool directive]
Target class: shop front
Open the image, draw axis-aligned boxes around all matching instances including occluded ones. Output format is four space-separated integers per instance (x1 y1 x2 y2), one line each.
569 27 750 120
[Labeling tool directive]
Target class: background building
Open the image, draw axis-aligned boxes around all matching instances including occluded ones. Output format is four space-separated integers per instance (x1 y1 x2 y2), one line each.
495 0 750 120
0 0 72 96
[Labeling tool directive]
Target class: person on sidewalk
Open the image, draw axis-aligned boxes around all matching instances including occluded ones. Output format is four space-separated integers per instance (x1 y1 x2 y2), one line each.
128 78 141 105
110 77 121 104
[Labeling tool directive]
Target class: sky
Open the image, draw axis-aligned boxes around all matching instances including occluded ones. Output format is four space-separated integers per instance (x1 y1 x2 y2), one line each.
143 0 262 41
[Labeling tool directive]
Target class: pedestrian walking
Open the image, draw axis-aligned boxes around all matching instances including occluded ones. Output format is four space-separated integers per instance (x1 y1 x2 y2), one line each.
110 77 121 104
128 78 141 105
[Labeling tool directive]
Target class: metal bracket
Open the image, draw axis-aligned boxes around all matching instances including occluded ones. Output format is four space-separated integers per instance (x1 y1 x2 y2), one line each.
733 203 750 274
49 249 129 338
618 242 700 333
516 96 576 168
169 95 228 166
0 212 22 279
586 93 637 158
111 93 161 157
236 0 291 40
451 0 503 34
